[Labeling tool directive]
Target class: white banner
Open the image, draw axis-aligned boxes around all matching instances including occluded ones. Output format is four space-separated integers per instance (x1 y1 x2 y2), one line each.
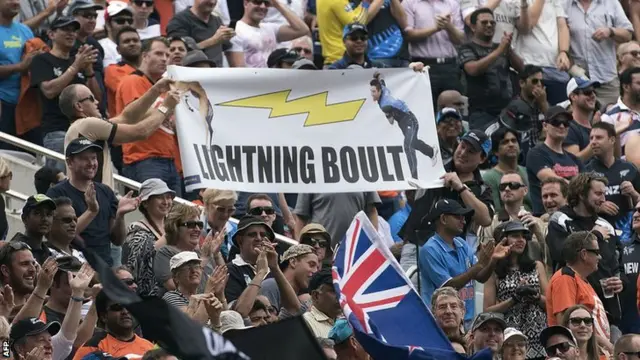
167 66 446 193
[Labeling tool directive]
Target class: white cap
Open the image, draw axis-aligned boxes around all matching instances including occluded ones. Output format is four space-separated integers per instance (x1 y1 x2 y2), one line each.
219 310 250 334
504 327 527 343
566 76 600 97
104 1 132 21
169 251 201 271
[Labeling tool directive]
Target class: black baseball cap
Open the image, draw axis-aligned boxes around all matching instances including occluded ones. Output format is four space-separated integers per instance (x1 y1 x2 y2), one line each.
10 318 60 345
65 137 103 157
22 194 56 216
471 312 507 332
460 130 491 157
539 325 577 348
545 106 573 122
430 199 474 219
231 215 275 246
343 23 368 39
501 220 530 235
267 49 300 68
50 16 81 30
499 99 534 133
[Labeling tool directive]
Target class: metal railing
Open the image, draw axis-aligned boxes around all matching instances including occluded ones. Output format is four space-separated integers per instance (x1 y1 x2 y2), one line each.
0 131 298 245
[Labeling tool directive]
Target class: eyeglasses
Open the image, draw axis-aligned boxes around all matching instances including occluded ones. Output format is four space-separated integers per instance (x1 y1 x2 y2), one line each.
499 182 525 191
584 248 601 256
546 341 574 355
248 206 275 216
113 17 133 25
5 241 31 252
133 0 153 6
347 34 368 42
291 46 312 54
569 317 594 326
576 89 595 97
529 78 541 85
623 50 640 58
250 0 270 6
107 303 125 312
78 94 96 103
480 20 496 26
547 118 570 128
122 278 136 286
78 12 97 19
180 221 204 229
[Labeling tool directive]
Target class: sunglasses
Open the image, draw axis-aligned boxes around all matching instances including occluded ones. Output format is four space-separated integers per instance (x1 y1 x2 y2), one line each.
180 221 204 229
304 237 328 248
292 46 312 54
584 248 601 256
78 12 97 19
6 241 31 252
569 317 593 326
250 0 270 6
107 303 125 312
133 0 153 6
122 278 136 286
499 182 525 191
78 94 96 103
113 17 133 25
547 118 570 128
546 341 573 355
248 206 275 216
576 89 595 97
480 20 496 26
529 78 541 85
348 34 368 42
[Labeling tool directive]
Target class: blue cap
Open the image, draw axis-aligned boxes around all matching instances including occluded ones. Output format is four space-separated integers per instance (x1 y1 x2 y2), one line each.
566 76 601 97
328 319 353 345
436 107 462 124
343 23 368 39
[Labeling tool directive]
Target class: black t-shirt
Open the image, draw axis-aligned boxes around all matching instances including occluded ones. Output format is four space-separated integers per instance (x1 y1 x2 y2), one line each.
586 157 640 243
458 41 512 115
166 9 231 67
620 238 640 334
43 306 65 324
364 0 409 61
564 121 591 151
30 52 87 134
526 143 585 215
0 195 7 240
46 180 118 265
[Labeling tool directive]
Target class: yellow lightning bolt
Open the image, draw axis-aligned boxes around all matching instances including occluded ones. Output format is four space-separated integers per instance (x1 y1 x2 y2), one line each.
216 90 366 127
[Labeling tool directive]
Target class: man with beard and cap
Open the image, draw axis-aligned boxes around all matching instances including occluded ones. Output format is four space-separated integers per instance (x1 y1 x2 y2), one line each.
469 312 506 357
9 194 56 264
564 77 601 162
266 48 317 69
540 326 580 360
73 291 154 360
328 23 383 69
99 1 134 67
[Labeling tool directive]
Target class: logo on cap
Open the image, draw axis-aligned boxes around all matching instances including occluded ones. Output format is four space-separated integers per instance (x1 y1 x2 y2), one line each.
469 133 480 142
78 139 92 145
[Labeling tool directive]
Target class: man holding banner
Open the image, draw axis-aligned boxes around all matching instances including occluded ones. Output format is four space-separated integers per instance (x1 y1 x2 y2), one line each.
370 72 438 180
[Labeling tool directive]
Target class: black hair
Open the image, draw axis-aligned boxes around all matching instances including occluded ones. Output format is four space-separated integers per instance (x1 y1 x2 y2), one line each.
308 268 332 292
115 26 139 46
250 299 268 314
470 8 493 25
490 126 520 154
142 349 172 360
494 232 536 279
34 166 61 194
53 196 73 208
519 64 543 80
592 121 616 138
620 67 640 96
95 290 110 318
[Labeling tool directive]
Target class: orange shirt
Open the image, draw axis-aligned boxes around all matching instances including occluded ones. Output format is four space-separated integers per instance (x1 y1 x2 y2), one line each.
105 62 136 118
115 71 178 165
73 331 154 360
546 267 610 340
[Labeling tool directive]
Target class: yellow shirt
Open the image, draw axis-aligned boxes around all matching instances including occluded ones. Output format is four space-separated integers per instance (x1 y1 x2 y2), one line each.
302 305 335 338
316 0 367 64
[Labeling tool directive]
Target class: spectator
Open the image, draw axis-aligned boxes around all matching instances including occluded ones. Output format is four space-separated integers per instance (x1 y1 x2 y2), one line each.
225 216 274 302
469 312 506 356
30 16 100 171
0 242 36 307
104 27 141 123
388 190 413 244
316 338 337 360
526 106 585 215
435 108 463 167
115 38 182 195
357 0 408 68
122 178 175 297
459 8 524 131
303 269 341 338
614 334 640 359
9 318 68 360
153 203 204 296
34 166 64 195
10 195 56 264
501 327 528 360
46 138 139 265
617 42 640 75
483 127 531 214
587 122 640 244
602 68 640 164
419 199 507 330
166 0 244 67
202 189 238 260
247 300 269 327
142 348 178 360
620 203 640 335
39 264 83 324
539 325 580 360
327 23 381 69
290 36 313 61
298 223 332 266
243 192 293 252
163 251 203 309
517 66 549 150
437 90 466 115
73 291 154 360
483 220 548 359
60 78 179 188
314 0 368 66
560 304 606 360
130 0 160 39
47 197 85 262
98 1 134 67
564 0 632 105
167 37 188 65
266 48 317 69
0 158 10 240
449 335 468 354
545 231 613 353
430 286 465 338
260 244 318 311
115 266 138 292
327 319 371 360
564 77 600 162
402 0 464 104
540 178 568 220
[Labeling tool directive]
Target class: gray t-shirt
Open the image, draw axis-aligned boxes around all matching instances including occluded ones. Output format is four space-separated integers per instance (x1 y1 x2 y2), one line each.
294 192 381 248
259 278 281 310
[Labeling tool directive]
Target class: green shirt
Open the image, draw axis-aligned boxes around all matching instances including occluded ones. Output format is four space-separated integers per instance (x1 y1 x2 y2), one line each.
482 166 532 213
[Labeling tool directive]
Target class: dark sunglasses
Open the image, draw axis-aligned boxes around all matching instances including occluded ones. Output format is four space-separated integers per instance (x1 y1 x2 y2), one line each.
546 342 573 355
122 278 136 286
6 241 31 252
529 78 541 85
499 182 525 191
547 118 570 128
250 0 270 6
584 248 601 256
113 17 133 25
180 221 204 229
248 206 275 216
292 46 312 54
303 237 328 248
78 12 97 19
107 303 125 312
480 20 496 26
78 94 96 103
569 317 593 326
576 89 595 97
348 34 368 42
133 0 153 6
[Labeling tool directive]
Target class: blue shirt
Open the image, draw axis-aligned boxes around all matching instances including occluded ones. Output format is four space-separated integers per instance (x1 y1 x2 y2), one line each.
388 204 411 242
419 233 477 323
0 22 33 104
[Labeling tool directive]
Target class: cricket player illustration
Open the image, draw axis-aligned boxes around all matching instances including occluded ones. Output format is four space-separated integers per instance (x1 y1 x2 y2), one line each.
174 81 215 145
369 72 438 180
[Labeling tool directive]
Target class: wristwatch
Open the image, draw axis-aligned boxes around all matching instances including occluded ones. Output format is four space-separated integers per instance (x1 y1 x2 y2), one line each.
157 105 169 115
457 185 470 194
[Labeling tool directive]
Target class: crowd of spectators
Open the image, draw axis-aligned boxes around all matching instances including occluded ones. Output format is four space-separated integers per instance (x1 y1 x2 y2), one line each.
0 0 638 357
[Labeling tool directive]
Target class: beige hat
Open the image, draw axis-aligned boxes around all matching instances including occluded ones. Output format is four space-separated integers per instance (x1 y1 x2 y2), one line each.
219 310 250 334
169 251 201 271
504 327 527 343
281 244 315 263
299 223 331 242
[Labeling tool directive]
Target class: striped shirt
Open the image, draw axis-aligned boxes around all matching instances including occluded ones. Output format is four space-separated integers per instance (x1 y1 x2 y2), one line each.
602 98 640 150
162 290 190 308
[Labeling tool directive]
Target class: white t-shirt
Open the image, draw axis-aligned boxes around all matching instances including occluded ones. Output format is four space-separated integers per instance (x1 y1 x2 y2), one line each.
99 37 121 67
263 0 306 26
234 20 282 68
461 0 521 43
138 21 161 40
514 0 565 67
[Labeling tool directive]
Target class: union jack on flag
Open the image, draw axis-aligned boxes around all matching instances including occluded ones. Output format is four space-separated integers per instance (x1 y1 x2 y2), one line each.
332 212 492 360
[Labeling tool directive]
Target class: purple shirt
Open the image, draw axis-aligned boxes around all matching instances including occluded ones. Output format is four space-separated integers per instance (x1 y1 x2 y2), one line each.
402 0 464 59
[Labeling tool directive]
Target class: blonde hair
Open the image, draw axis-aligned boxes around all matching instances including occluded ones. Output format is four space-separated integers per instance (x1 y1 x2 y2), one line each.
0 158 10 178
202 189 237 207
164 203 201 245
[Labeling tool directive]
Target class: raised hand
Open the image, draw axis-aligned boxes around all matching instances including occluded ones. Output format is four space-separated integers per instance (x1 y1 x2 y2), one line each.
478 241 495 266
205 265 228 296
0 284 15 318
25 346 46 360
117 191 140 215
84 182 99 213
36 257 58 292
264 242 279 270
201 230 225 259
492 239 512 260
69 263 95 293
203 295 224 325
256 249 268 276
